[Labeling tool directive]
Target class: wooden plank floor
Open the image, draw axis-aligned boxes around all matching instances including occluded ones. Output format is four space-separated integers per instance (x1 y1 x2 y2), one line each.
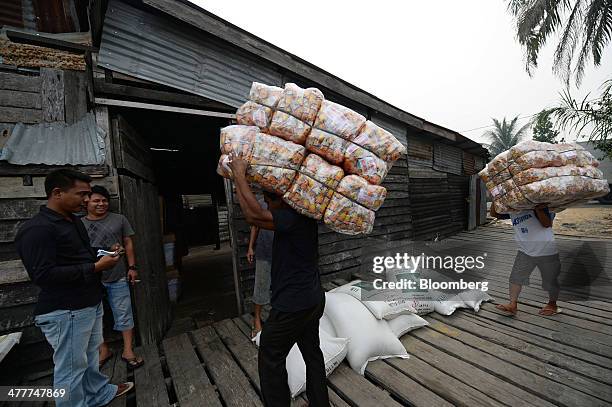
14 225 612 406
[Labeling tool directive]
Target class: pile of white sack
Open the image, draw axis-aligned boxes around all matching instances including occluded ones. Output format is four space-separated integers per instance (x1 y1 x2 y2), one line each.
479 140 610 213
217 82 406 235
253 277 492 398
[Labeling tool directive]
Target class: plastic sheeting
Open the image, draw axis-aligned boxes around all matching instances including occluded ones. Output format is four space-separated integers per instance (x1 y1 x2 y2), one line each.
0 113 106 165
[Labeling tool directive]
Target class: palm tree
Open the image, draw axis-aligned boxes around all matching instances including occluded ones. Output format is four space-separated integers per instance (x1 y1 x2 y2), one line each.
507 0 612 85
483 116 531 156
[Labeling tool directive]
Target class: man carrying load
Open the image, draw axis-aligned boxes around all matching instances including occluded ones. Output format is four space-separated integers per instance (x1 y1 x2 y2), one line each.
491 203 561 316
228 153 329 407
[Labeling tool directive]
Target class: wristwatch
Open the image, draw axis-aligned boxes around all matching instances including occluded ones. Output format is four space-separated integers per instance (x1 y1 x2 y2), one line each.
128 265 138 271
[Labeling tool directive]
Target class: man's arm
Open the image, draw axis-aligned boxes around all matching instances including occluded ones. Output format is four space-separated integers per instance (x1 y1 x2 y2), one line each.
534 205 553 228
228 157 275 230
17 225 117 285
123 235 136 267
247 226 258 264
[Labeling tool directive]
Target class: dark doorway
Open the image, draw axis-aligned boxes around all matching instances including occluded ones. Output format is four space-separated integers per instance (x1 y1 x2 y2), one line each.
111 107 238 335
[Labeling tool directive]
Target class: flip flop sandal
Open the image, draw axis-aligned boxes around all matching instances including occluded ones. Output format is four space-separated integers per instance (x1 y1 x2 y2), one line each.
122 355 145 369
540 307 562 316
114 382 134 398
99 352 113 369
495 304 517 316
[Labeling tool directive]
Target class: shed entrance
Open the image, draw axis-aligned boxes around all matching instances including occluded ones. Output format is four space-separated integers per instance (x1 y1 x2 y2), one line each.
108 107 239 339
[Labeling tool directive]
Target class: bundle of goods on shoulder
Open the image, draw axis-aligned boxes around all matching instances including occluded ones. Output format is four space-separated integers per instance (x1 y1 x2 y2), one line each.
479 140 609 213
217 82 406 235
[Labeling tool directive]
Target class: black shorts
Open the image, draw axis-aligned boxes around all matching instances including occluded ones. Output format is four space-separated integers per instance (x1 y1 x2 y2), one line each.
509 251 561 291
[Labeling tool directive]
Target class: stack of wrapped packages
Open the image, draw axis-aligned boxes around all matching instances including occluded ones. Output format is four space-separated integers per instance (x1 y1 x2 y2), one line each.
479 140 610 213
218 82 407 235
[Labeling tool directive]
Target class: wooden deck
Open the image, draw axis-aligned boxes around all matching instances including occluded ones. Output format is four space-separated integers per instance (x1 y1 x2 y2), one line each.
16 225 612 406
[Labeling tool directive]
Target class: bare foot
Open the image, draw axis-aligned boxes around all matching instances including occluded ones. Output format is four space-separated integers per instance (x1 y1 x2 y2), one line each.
495 303 517 316
539 304 559 316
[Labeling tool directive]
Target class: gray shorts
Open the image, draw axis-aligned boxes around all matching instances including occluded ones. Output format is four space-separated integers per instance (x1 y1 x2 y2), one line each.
252 259 271 305
510 251 561 292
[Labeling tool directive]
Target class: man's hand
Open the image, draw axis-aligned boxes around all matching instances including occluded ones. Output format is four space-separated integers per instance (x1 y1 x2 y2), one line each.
128 269 138 284
247 246 255 264
95 255 120 272
227 153 248 178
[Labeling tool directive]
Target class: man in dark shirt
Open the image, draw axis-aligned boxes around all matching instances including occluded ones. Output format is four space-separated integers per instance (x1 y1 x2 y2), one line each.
228 155 328 407
15 169 133 407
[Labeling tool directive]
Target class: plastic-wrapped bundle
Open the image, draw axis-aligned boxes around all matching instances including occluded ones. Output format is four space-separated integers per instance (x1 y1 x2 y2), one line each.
283 174 335 220
336 175 387 211
306 102 365 164
269 111 313 144
305 129 348 165
481 141 610 213
343 144 389 185
250 82 284 107
299 154 344 188
250 133 306 169
313 100 366 139
236 83 283 132
349 121 406 163
323 194 374 235
236 101 274 132
219 125 257 159
269 83 324 144
282 154 344 219
247 133 306 194
512 165 603 186
216 154 232 178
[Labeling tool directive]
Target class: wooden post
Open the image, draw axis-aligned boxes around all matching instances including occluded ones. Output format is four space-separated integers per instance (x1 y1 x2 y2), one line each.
224 178 243 315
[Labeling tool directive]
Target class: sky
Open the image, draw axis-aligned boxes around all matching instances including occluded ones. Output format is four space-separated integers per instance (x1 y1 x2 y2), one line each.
190 0 612 144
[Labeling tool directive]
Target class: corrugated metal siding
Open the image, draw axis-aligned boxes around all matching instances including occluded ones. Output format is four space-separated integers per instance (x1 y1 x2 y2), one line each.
409 177 451 240
0 113 106 165
371 112 407 148
447 174 469 232
98 0 282 108
463 151 476 175
433 142 462 175
474 155 485 171
407 136 433 166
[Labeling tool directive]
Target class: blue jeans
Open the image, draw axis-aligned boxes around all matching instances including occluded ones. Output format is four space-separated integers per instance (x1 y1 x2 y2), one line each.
34 302 117 407
103 278 135 331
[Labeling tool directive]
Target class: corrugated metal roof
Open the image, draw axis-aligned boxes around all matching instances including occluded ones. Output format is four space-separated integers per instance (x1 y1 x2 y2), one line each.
0 113 106 165
98 0 282 108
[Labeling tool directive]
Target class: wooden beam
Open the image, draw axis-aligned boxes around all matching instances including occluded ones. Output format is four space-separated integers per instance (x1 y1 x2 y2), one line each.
0 175 118 199
41 68 65 122
0 107 41 123
0 260 29 285
0 72 41 93
93 79 233 111
94 98 236 118
5 30 95 54
0 89 41 109
0 163 109 176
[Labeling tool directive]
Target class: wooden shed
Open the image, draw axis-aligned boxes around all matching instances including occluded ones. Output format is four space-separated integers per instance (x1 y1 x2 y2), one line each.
0 0 488 380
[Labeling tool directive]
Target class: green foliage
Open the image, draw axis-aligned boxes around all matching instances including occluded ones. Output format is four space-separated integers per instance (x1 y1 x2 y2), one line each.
532 110 561 143
507 0 612 85
482 116 531 156
547 79 612 159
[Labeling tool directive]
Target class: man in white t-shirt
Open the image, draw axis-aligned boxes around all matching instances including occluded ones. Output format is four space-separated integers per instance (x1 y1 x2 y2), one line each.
491 203 561 316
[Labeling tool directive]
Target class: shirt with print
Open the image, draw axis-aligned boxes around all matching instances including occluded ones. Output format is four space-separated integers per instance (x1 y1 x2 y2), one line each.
82 212 135 282
508 209 557 257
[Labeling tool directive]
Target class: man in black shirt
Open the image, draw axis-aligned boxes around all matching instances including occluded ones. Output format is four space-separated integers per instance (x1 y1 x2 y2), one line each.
16 169 133 406
228 156 328 407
